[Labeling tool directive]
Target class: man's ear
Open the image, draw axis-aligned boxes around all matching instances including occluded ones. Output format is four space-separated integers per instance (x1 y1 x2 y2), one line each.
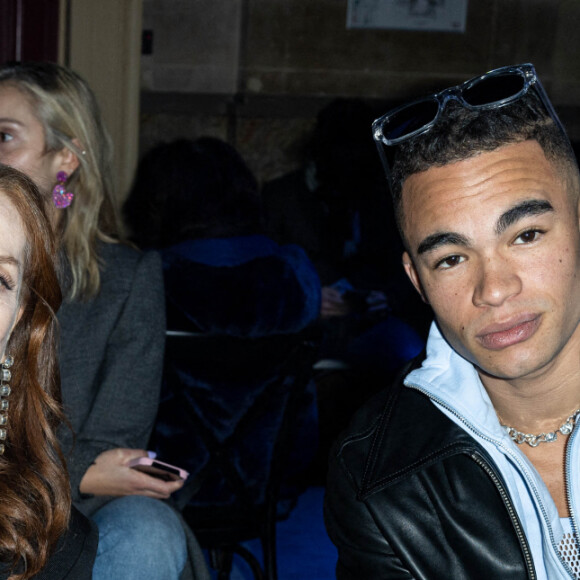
403 251 429 304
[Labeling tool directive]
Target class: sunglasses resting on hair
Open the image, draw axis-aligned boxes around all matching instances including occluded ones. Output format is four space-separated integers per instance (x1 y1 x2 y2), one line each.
372 63 568 189
373 63 561 147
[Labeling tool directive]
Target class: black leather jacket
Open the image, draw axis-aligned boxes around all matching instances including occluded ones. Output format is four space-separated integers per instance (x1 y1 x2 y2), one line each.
324 362 536 579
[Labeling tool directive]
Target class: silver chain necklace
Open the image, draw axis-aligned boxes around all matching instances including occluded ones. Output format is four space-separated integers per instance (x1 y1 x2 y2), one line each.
501 409 580 447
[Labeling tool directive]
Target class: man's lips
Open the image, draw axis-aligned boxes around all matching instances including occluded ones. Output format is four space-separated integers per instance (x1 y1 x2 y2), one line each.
476 315 541 350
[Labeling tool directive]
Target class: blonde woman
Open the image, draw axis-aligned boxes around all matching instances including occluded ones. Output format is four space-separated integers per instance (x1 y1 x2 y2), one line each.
0 62 190 579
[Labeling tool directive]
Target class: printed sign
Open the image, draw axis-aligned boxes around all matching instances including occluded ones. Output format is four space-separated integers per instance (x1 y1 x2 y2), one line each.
347 0 468 32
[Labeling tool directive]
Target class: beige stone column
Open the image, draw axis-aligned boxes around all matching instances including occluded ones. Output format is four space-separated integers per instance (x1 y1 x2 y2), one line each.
61 0 143 201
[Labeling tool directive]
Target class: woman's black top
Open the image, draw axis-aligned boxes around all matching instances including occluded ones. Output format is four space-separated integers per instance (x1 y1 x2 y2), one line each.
0 507 97 579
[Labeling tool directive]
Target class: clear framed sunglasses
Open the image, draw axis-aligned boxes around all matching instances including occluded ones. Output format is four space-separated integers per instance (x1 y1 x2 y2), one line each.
373 63 561 146
372 63 567 187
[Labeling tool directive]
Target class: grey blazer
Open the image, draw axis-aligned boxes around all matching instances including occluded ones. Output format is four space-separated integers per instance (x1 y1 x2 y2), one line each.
57 242 165 516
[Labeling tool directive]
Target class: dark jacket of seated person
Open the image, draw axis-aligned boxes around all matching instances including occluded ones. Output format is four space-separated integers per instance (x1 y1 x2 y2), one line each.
0 509 98 580
155 233 321 507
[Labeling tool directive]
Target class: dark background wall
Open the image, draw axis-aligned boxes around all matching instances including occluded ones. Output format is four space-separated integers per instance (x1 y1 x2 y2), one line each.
140 0 580 185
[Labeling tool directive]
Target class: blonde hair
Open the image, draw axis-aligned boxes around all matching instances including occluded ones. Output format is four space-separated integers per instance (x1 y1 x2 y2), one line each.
0 62 122 301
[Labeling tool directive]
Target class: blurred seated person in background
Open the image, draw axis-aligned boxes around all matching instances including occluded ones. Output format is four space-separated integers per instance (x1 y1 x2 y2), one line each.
124 137 321 337
262 98 426 377
263 98 398 289
124 137 322 505
0 166 96 579
0 62 192 579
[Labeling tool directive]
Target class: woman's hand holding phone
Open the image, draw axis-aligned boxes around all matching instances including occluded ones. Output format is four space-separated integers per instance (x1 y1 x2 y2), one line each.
79 448 186 499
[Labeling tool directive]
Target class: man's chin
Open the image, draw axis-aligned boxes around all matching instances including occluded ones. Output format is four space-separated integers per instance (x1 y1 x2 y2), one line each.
449 337 542 382
473 348 552 382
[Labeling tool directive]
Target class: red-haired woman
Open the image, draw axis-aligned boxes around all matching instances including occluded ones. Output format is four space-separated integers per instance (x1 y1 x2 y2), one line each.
0 165 96 579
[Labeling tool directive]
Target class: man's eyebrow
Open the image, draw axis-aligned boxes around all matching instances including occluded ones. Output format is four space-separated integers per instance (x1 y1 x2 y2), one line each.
415 199 555 255
417 232 471 255
495 199 554 235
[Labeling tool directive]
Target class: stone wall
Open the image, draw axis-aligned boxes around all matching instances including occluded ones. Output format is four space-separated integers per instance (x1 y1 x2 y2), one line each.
140 0 580 185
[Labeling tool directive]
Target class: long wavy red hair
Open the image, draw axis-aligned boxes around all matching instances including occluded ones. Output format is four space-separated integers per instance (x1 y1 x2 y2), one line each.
0 166 69 578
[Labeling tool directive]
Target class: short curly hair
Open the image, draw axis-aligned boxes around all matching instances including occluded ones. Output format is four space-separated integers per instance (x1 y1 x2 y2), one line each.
385 90 579 245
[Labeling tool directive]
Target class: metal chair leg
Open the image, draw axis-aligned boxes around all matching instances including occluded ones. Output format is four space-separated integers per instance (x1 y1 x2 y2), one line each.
209 548 234 580
232 544 265 580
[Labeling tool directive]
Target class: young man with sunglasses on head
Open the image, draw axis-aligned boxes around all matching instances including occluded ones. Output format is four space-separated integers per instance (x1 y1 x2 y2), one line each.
324 64 580 579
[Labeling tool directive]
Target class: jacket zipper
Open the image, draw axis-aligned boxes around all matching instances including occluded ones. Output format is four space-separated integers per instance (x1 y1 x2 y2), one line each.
565 425 580 577
471 452 536 579
406 381 575 579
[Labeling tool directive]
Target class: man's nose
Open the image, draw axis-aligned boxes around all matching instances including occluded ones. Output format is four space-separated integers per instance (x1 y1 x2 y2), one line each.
472 257 522 307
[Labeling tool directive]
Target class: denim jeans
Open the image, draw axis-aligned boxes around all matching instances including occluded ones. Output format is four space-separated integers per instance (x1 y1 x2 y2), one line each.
92 495 187 580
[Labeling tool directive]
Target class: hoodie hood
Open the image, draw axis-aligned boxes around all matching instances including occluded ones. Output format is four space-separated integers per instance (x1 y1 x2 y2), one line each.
404 322 510 446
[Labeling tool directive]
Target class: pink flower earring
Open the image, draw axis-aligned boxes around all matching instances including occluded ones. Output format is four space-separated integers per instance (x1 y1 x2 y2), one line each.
52 171 74 209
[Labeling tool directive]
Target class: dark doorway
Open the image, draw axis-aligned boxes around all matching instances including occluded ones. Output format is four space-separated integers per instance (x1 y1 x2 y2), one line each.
0 0 60 63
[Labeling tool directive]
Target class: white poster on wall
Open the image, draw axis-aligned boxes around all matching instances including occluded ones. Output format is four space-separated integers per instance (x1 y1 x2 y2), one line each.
347 0 468 32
